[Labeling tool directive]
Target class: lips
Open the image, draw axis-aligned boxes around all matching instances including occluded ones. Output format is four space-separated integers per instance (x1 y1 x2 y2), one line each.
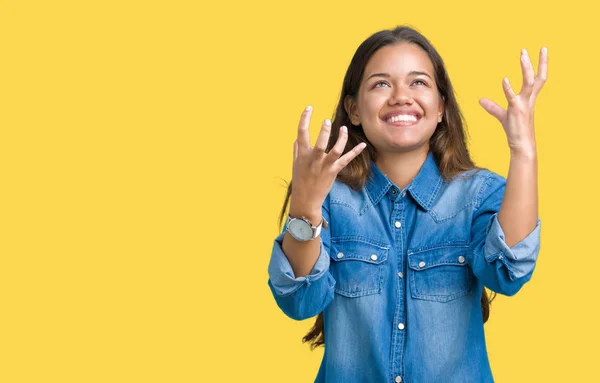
385 118 420 127
382 112 422 127
382 110 423 121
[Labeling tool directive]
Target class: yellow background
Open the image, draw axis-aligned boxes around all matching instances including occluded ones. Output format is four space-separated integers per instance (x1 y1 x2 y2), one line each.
0 0 596 381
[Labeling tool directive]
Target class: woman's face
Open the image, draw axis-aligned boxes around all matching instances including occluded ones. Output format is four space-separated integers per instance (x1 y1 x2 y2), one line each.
347 42 444 155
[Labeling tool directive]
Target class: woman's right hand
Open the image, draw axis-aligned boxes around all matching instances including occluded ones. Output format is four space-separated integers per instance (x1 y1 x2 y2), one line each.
290 106 367 217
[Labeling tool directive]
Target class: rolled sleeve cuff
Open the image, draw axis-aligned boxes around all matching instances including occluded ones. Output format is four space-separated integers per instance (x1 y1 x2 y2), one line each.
484 213 541 281
267 232 330 296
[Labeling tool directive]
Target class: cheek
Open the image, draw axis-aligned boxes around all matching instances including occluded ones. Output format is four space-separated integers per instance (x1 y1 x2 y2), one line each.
359 94 386 119
420 92 442 113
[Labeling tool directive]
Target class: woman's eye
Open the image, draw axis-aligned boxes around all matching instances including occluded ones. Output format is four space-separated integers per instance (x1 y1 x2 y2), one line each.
374 81 390 88
412 79 427 86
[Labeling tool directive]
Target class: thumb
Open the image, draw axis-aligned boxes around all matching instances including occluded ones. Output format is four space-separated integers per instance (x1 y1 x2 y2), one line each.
479 98 506 122
293 140 298 162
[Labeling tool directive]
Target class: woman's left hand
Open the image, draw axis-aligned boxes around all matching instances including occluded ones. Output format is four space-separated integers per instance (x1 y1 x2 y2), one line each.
479 47 548 155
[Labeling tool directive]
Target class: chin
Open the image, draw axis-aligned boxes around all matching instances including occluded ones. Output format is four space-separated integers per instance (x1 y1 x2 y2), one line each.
388 135 423 147
387 138 430 153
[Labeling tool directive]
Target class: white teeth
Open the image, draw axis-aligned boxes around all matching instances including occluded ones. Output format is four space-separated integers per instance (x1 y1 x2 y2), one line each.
387 114 418 123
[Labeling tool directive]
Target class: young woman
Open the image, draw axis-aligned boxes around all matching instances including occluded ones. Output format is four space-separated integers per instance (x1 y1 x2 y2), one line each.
267 25 546 382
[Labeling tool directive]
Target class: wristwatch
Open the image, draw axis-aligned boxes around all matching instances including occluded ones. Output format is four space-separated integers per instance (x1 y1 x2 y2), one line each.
286 214 329 242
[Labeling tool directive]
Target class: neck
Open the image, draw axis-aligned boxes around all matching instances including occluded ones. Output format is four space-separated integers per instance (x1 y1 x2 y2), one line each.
375 148 429 190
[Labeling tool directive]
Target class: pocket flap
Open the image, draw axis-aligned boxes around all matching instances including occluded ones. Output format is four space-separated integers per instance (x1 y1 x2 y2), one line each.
330 239 389 265
408 245 469 270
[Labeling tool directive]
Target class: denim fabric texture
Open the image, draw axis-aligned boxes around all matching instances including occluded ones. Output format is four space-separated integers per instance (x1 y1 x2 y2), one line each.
268 151 541 383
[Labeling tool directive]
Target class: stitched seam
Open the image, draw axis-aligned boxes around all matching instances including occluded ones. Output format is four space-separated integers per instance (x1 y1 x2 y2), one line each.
275 280 307 297
413 288 471 301
408 242 469 254
408 262 468 270
487 251 518 281
330 199 357 209
331 236 390 249
475 172 495 210
359 202 374 216
409 269 473 301
428 202 476 223
425 176 443 208
411 190 427 211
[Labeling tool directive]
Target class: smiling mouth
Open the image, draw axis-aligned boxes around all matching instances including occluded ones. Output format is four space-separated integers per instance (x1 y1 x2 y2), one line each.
384 115 421 126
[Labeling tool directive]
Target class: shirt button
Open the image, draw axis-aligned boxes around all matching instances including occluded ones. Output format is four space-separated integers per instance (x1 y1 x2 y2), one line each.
370 254 378 261
391 188 397 194
337 252 344 259
395 221 401 228
395 377 403 383
418 261 426 268
397 272 403 278
458 255 465 263
401 191 406 198
397 323 405 330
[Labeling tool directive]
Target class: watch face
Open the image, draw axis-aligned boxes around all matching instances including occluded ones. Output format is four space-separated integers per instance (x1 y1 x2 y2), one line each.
289 219 313 241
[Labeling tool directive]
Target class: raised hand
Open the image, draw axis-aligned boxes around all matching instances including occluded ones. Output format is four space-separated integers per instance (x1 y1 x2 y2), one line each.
479 47 548 155
290 106 366 216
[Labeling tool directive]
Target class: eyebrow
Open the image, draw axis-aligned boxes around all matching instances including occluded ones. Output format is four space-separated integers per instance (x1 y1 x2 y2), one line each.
366 71 433 81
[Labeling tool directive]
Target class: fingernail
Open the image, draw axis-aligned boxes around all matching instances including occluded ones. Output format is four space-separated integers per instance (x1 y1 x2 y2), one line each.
359 142 367 149
542 47 548 55
341 126 347 133
306 105 312 111
325 119 331 125
522 49 530 63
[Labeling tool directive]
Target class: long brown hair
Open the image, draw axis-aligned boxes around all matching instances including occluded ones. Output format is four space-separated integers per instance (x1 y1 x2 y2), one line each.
278 25 496 350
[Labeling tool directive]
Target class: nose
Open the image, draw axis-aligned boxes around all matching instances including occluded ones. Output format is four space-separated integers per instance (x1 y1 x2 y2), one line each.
388 84 413 105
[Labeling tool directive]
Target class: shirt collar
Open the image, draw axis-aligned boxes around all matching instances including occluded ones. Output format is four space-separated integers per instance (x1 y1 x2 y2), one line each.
366 151 443 211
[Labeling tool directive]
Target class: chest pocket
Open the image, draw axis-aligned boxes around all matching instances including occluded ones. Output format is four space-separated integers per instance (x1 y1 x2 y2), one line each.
407 245 474 302
329 239 389 298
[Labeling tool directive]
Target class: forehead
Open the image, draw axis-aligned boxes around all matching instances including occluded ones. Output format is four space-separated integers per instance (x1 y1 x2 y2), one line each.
363 42 434 78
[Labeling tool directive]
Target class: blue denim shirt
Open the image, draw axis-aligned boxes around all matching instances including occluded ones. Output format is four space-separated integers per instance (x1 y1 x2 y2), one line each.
267 151 541 383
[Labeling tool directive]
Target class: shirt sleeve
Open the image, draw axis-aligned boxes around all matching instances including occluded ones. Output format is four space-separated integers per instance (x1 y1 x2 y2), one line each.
267 194 335 320
468 172 541 296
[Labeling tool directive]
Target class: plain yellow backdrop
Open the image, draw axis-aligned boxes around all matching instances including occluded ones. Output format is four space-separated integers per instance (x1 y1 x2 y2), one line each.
0 0 597 381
